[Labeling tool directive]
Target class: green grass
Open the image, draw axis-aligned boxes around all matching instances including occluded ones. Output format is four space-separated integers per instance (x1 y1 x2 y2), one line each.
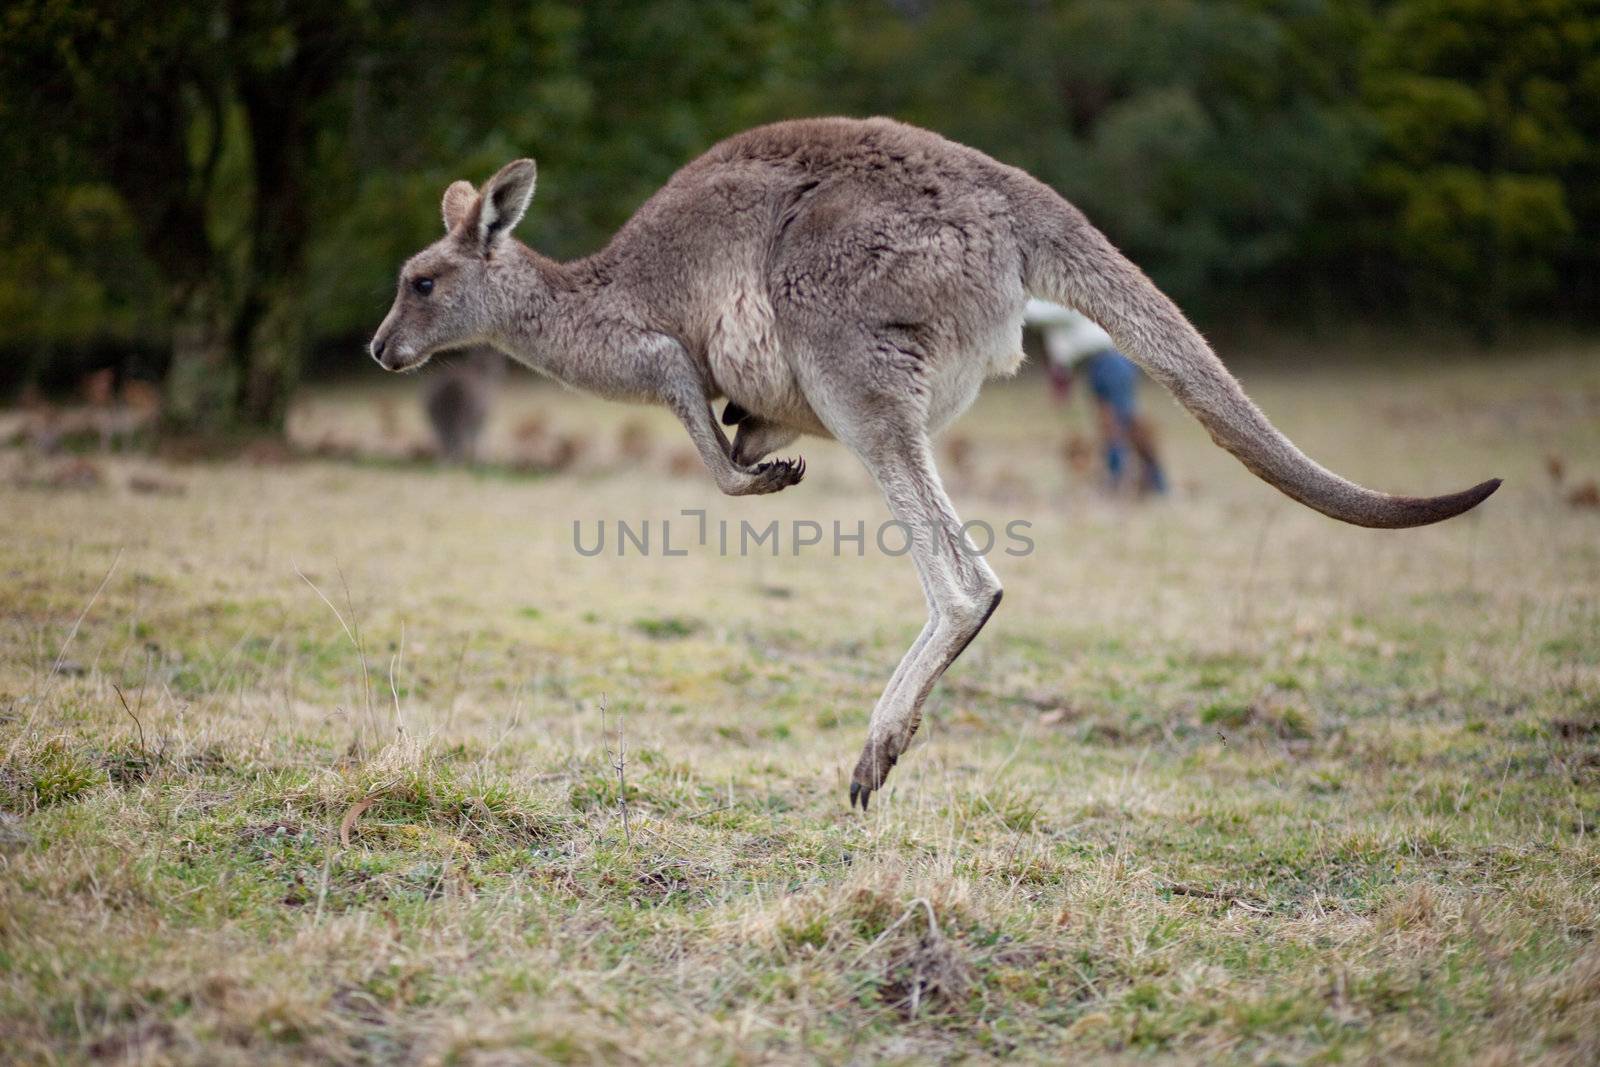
2 345 1599 1063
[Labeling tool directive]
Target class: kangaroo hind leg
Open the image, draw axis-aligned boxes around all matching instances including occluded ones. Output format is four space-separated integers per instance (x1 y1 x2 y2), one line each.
846 430 1002 808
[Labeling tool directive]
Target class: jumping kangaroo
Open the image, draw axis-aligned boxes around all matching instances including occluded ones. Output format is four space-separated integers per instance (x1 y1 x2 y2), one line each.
370 117 1500 808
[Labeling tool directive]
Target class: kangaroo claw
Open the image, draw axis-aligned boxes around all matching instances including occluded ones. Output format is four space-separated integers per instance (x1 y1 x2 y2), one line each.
744 456 806 494
850 738 897 809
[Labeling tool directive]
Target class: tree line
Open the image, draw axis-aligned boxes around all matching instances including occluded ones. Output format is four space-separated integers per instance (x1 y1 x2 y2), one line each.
2 0 1597 431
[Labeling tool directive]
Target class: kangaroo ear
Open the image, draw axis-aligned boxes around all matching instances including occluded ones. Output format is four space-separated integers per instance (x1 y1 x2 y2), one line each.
476 159 537 252
442 180 478 232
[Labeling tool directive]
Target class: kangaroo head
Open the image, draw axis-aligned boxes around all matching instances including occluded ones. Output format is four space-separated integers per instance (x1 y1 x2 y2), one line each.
370 159 538 372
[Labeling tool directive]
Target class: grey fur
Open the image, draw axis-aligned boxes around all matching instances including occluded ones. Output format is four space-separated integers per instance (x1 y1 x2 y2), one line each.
371 117 1500 807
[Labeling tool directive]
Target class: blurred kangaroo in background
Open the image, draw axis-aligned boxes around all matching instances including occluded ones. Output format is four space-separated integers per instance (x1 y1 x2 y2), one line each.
370 117 1500 808
424 346 504 462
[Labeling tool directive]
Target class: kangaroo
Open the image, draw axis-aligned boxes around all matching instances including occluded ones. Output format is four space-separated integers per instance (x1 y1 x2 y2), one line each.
370 117 1500 808
423 346 504 463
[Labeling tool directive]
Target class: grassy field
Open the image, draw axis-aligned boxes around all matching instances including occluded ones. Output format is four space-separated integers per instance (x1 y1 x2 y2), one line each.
2 344 1598 1064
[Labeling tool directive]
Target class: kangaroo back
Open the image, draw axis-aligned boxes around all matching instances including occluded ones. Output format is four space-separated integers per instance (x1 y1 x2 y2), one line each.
1012 182 1499 529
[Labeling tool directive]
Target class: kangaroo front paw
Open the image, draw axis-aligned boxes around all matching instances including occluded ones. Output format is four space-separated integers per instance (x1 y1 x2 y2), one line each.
725 455 805 496
751 456 805 492
849 737 900 810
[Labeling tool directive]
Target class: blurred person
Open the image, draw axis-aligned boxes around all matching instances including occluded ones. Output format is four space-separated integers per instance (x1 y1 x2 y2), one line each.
1027 299 1167 496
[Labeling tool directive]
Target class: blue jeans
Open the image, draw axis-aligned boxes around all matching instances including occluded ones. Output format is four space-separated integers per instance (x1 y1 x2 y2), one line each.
1086 350 1166 493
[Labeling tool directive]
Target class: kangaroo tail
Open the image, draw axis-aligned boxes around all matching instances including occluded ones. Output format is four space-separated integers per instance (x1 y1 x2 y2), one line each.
1014 185 1499 529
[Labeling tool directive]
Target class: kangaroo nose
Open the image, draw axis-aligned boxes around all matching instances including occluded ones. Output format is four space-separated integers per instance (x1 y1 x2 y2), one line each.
371 338 387 362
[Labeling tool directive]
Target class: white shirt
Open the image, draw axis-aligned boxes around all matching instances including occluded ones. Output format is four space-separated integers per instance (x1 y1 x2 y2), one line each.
1025 299 1115 369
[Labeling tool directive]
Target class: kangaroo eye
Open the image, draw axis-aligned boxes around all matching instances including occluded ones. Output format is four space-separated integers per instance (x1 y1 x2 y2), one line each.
411 277 434 296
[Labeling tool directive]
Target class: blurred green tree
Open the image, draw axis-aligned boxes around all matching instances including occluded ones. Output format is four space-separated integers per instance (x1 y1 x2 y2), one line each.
1 1 368 430
1359 0 1599 338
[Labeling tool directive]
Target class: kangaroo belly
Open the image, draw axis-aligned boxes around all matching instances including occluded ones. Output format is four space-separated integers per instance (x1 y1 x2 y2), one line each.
925 302 1027 433
705 286 822 432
